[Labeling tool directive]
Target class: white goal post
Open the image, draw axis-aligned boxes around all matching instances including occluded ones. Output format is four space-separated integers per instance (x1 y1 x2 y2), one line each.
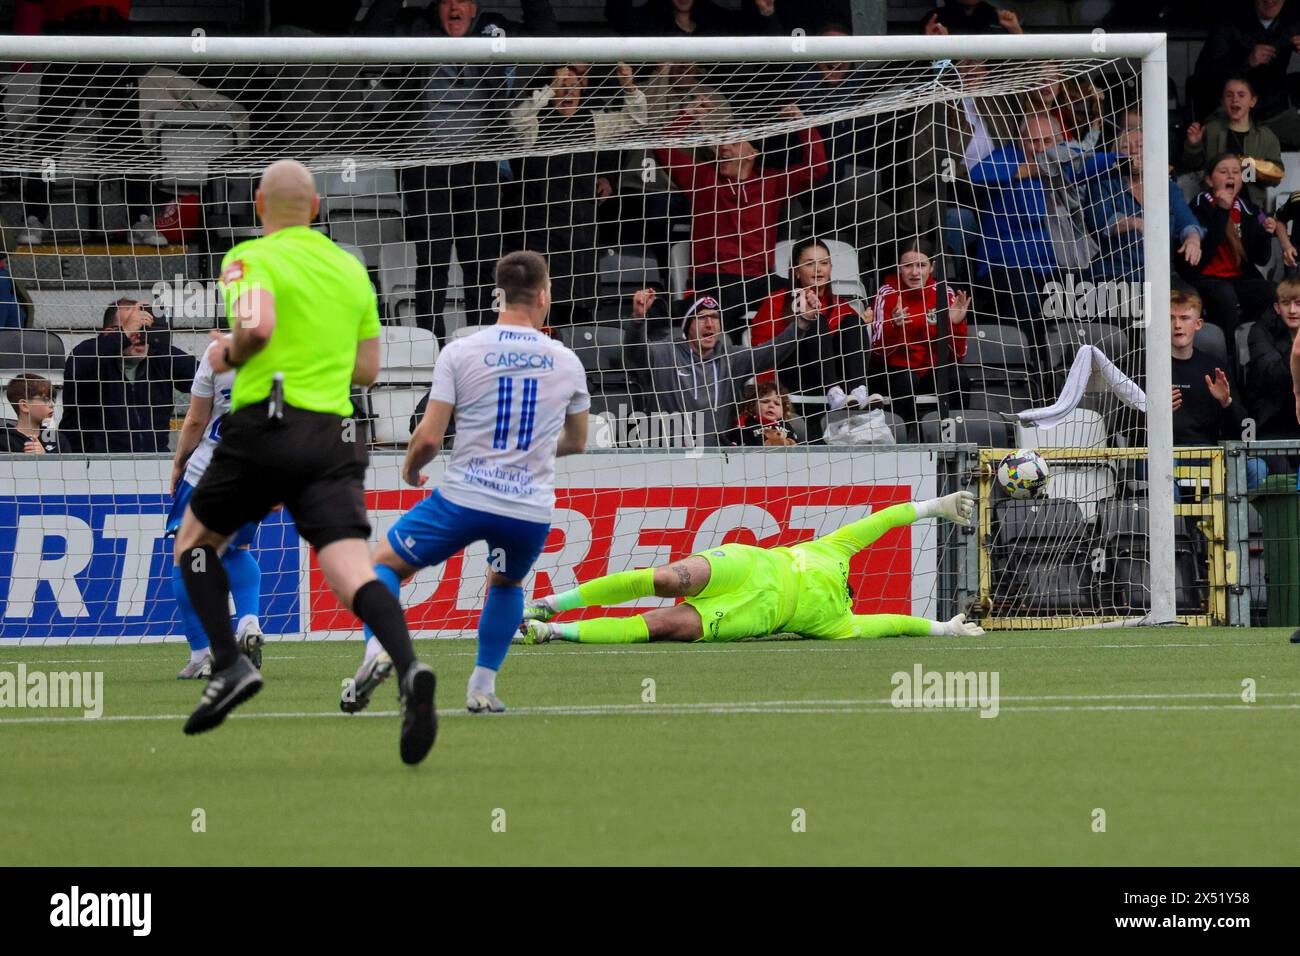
0 31 1176 635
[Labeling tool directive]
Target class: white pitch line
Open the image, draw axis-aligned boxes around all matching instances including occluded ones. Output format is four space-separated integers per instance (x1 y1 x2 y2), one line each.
3 692 1299 726
0 638 1284 667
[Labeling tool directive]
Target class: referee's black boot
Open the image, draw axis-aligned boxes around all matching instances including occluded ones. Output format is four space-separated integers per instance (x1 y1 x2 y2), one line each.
398 662 438 765
183 654 263 735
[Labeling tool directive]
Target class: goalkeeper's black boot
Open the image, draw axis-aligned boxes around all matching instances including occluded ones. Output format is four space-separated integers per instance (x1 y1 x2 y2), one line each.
399 662 438 766
183 653 263 735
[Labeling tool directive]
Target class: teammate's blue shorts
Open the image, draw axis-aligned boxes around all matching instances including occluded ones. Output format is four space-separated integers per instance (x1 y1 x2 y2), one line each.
388 489 550 580
166 479 259 549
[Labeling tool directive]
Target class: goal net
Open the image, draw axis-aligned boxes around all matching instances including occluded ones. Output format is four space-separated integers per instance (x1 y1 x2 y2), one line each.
0 33 1176 643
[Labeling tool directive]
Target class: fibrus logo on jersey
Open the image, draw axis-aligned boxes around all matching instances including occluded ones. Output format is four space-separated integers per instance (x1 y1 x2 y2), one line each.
497 330 537 342
483 351 555 370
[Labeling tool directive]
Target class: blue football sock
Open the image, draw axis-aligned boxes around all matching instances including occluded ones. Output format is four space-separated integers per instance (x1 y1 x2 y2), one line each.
222 546 262 624
170 563 209 653
363 564 403 641
476 584 524 673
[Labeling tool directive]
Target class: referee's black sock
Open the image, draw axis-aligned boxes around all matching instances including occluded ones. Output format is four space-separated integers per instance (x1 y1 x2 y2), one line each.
178 544 240 671
353 579 416 676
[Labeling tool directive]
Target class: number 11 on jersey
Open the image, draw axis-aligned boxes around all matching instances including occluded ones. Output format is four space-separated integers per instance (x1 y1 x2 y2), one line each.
493 376 539 451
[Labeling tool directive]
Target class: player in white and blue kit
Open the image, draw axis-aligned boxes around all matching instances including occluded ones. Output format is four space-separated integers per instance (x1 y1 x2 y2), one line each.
166 352 264 679
341 251 589 714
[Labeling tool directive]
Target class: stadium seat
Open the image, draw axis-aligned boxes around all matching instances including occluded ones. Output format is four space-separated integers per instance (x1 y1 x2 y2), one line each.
918 408 1011 447
152 109 241 187
668 241 690 300
0 329 65 388
1046 463 1118 521
598 249 662 295
378 242 417 322
366 383 425 447
961 324 1031 373
1046 321 1127 370
1016 407 1107 450
1234 321 1253 371
0 329 66 428
990 496 1093 613
558 324 627 390
993 497 1088 548
378 326 438 384
449 325 486 342
772 237 867 299
1193 322 1229 370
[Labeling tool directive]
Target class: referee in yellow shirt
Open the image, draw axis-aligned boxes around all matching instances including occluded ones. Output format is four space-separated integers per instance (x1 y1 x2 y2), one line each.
173 159 437 766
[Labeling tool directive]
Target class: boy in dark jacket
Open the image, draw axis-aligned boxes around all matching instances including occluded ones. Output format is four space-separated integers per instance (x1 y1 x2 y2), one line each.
1246 276 1300 438
1171 289 1267 489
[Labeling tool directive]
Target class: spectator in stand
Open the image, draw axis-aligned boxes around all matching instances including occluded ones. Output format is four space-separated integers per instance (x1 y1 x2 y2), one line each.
1246 277 1300 437
1180 76 1285 210
1024 73 1107 150
867 240 970 434
909 58 1020 282
731 381 799 446
969 112 1116 400
785 24 901 278
920 0 1023 35
1170 289 1267 488
2 373 62 453
60 298 196 453
1086 108 1205 282
511 63 648 326
1186 152 1292 336
357 0 557 339
622 290 820 445
655 100 827 329
750 237 865 397
604 0 785 36
1190 0 1300 146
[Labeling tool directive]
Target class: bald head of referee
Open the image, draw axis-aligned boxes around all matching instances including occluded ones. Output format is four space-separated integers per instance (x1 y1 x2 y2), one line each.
172 158 436 762
255 159 321 233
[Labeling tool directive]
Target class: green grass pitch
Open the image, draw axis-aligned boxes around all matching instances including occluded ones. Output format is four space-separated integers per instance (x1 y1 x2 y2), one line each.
2 628 1297 866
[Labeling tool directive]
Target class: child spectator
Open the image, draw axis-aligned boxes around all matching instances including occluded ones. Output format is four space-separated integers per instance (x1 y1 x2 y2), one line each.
1186 152 1289 336
868 240 970 432
732 380 798 446
1170 289 1267 489
2 373 61 453
1245 276 1300 439
1181 76 1285 210
750 237 864 395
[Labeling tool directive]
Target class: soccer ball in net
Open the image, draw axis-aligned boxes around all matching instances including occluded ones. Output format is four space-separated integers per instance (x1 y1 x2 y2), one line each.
996 449 1051 499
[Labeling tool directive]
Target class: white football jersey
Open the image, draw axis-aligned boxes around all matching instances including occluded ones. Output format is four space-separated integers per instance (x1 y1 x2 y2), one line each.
183 352 235 488
429 324 590 523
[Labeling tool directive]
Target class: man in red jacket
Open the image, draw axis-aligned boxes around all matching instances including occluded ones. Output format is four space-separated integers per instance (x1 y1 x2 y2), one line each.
655 101 828 331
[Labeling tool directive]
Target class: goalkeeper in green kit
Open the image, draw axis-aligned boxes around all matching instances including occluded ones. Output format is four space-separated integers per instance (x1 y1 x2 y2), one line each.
517 491 984 644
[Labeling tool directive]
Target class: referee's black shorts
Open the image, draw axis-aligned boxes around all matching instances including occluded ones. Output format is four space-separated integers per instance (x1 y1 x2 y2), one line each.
188 401 370 550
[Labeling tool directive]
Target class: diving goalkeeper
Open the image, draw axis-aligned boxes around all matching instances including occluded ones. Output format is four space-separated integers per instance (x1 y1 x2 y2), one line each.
518 491 983 644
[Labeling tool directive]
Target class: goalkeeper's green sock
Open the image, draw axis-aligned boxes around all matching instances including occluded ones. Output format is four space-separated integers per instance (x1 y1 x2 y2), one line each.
555 616 651 644
551 568 656 612
851 613 935 640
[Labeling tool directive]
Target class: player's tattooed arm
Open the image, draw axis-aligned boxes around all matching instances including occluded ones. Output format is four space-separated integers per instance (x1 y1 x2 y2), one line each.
403 398 454 487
